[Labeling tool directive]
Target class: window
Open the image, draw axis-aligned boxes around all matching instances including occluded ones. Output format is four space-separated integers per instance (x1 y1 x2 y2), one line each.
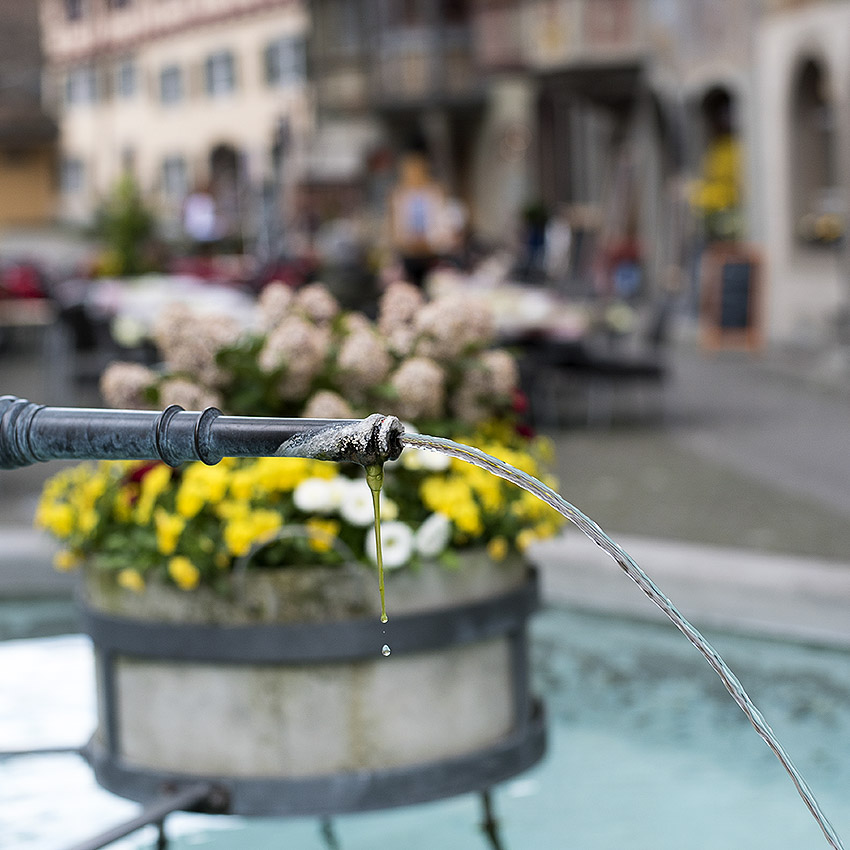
205 50 236 96
60 157 85 193
115 58 136 98
264 37 306 86
65 66 96 105
160 64 183 104
325 0 361 56
162 156 188 198
66 0 84 21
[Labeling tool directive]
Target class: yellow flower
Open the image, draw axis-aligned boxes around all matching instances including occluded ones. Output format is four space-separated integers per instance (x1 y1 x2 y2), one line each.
176 483 204 519
465 467 504 512
224 517 256 557
420 476 483 537
223 508 282 557
308 460 337 481
80 472 108 505
250 509 283 542
228 467 258 501
534 520 561 540
176 462 230 519
516 528 538 553
154 508 185 555
53 549 81 572
117 568 145 593
306 518 341 553
113 487 134 522
35 501 75 538
135 464 172 523
256 456 312 491
77 506 98 535
168 555 201 591
487 537 509 562
452 499 483 536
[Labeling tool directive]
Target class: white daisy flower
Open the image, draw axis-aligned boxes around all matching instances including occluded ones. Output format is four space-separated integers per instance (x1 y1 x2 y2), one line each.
365 521 414 569
292 477 337 514
339 480 377 527
415 512 452 559
327 476 352 510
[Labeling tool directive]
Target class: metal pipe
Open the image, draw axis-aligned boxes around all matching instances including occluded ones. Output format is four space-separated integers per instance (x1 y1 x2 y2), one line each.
0 396 404 470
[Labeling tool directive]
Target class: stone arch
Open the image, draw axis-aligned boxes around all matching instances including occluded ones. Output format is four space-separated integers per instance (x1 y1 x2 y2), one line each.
209 142 244 244
788 54 841 245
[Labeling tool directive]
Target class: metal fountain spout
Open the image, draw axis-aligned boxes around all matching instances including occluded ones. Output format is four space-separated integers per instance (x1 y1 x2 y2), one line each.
0 395 404 470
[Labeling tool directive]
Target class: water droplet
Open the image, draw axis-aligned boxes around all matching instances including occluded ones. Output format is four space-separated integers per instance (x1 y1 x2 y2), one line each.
381 644 391 657
380 613 388 624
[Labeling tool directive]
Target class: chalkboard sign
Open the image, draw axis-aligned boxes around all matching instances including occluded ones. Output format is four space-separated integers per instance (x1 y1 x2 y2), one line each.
701 244 762 350
719 262 752 329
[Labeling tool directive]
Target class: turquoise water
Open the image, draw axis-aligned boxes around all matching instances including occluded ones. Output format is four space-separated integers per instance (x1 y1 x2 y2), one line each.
404 432 844 848
3 606 850 849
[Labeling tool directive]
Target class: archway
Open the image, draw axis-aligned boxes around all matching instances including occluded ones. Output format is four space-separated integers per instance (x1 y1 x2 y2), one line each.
790 57 841 245
209 143 243 246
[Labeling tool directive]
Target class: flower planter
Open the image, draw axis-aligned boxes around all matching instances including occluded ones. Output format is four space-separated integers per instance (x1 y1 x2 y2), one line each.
79 553 545 816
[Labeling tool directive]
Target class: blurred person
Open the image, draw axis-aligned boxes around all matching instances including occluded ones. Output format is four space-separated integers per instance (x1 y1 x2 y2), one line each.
544 204 572 285
517 202 548 282
389 150 446 288
182 183 218 253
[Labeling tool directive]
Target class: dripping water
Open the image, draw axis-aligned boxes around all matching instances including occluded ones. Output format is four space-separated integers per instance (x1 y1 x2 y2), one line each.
364 464 388 625
402 432 845 850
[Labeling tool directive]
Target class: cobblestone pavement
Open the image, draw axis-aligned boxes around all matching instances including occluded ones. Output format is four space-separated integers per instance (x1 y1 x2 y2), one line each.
545 345 850 563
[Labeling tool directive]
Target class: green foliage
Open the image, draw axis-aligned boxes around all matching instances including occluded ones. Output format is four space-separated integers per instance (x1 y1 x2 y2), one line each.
95 175 157 276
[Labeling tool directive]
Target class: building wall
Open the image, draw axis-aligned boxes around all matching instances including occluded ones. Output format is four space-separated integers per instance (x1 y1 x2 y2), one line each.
756 2 850 343
41 0 310 229
0 146 55 226
471 74 536 243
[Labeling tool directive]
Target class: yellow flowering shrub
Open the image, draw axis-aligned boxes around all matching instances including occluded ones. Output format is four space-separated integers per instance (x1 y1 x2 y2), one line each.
41 283 567 591
35 425 564 592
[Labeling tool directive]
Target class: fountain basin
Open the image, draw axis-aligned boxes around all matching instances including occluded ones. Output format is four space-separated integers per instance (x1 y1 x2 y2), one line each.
78 555 545 815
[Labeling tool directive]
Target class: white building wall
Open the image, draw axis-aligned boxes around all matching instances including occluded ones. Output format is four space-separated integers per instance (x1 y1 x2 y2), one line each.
46 0 310 228
471 74 536 244
756 3 850 344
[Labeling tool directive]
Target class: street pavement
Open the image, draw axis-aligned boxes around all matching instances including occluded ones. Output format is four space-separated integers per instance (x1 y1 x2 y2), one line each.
547 346 850 560
4 326 850 645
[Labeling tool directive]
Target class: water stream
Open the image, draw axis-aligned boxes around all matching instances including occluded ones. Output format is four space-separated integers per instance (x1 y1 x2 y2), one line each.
401 432 845 850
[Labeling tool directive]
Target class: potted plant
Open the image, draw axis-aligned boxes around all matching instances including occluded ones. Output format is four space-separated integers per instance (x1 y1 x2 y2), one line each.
35 281 562 814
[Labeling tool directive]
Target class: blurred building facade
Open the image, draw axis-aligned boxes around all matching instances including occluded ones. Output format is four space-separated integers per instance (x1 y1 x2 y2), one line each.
39 0 310 243
755 1 850 344
0 4 57 226
308 0 850 346
35 0 850 346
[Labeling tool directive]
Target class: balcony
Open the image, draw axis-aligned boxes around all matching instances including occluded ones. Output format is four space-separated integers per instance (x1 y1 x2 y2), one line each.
367 23 483 109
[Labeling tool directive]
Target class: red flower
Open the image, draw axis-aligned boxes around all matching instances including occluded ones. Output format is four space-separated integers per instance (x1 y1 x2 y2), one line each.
127 461 163 483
